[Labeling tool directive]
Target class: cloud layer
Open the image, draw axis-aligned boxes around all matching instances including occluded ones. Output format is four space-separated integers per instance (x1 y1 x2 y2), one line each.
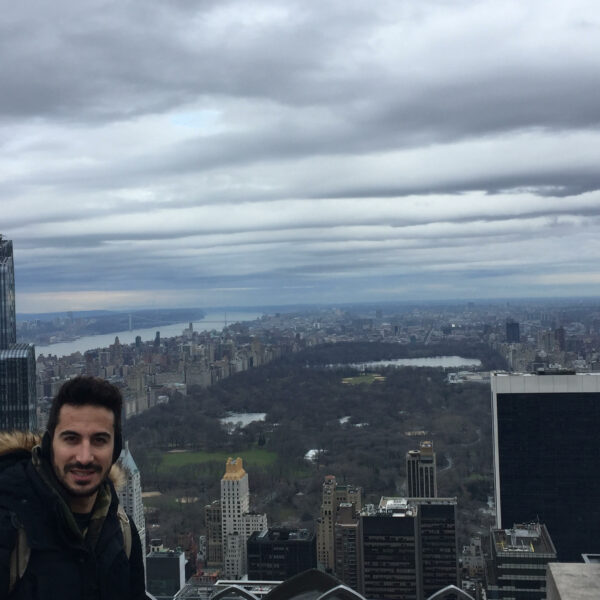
3 0 600 311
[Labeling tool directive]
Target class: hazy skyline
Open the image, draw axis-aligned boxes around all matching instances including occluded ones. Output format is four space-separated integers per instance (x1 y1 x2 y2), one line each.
3 1 600 312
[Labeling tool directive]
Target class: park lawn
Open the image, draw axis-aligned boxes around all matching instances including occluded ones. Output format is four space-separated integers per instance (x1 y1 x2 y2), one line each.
341 373 386 385
160 448 278 470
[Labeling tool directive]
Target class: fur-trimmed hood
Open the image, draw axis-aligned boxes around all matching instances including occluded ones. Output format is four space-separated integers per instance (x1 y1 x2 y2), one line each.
0 430 126 490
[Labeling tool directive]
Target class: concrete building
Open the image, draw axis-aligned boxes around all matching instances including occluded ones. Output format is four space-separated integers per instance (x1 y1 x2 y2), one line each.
316 475 362 572
333 503 362 592
491 372 600 561
546 562 600 600
221 457 250 578
243 512 268 544
486 522 556 600
406 440 438 498
247 528 316 580
117 441 147 577
220 457 267 579
361 497 458 600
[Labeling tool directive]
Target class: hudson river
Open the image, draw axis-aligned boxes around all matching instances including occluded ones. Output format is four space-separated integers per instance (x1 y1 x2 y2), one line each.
35 310 264 358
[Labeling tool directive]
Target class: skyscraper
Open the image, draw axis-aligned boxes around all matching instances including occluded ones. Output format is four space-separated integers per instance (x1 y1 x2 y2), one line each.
205 500 223 566
491 371 600 561
360 497 458 600
221 457 250 578
0 236 16 349
406 440 437 498
316 475 362 572
117 441 147 577
0 235 36 431
0 344 36 431
333 503 362 592
220 457 267 579
485 522 557 600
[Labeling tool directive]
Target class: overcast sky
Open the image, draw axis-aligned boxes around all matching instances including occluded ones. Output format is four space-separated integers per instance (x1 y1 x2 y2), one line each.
3 0 600 313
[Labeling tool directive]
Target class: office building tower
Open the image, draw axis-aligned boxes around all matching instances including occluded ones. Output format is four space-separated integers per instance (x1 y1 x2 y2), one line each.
419 499 459 600
247 528 317 580
146 549 186 600
316 475 362 572
0 344 36 431
333 503 362 592
361 497 458 600
221 457 250 578
505 320 520 344
0 236 36 431
220 457 266 579
485 522 556 600
205 500 223 566
406 441 437 498
117 441 147 576
491 372 600 561
0 236 16 348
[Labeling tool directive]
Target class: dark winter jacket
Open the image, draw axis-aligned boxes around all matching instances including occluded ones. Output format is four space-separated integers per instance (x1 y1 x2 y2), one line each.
0 432 146 600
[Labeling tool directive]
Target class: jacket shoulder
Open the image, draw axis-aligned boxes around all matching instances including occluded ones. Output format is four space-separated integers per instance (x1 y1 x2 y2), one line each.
0 432 41 457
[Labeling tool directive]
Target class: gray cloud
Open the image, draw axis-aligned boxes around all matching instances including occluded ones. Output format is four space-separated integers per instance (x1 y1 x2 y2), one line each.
4 0 600 310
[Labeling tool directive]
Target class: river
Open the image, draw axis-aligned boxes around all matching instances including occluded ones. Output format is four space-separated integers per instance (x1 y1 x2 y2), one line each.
35 310 264 358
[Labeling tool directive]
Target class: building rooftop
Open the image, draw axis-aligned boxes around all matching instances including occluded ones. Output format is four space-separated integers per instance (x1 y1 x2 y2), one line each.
222 457 247 481
492 522 556 556
254 528 314 542
547 563 600 600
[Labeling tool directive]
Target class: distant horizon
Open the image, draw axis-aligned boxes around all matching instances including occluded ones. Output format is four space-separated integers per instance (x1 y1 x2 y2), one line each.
16 294 600 320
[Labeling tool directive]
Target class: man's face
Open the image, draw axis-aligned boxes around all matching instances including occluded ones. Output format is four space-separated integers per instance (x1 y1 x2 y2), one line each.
51 404 115 512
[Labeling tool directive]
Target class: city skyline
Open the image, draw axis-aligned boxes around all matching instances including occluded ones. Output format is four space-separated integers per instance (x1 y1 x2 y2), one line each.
3 1 600 313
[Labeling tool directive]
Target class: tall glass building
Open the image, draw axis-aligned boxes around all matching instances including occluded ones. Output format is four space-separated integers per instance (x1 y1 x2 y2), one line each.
0 235 36 431
492 372 600 562
0 236 16 349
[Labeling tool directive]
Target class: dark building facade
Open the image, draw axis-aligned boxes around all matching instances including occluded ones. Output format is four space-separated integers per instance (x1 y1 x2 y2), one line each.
0 236 36 431
361 497 458 600
505 320 520 343
0 237 16 349
419 500 459 599
247 528 316 581
486 522 557 600
0 344 36 430
492 372 600 561
406 441 437 498
334 503 362 592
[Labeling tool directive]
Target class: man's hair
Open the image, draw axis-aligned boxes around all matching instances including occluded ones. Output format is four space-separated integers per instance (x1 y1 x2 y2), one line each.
47 376 123 440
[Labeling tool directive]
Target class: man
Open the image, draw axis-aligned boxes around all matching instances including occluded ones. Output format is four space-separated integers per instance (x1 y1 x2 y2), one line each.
0 376 146 599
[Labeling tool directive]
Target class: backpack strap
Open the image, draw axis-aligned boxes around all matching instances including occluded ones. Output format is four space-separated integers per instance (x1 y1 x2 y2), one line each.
9 515 30 594
117 505 132 559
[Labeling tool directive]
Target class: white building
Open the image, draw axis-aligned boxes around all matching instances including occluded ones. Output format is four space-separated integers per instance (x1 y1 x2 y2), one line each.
220 457 268 578
117 441 147 577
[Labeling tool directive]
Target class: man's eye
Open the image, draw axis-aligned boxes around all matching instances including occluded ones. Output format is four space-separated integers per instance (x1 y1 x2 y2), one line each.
63 436 78 443
93 437 109 445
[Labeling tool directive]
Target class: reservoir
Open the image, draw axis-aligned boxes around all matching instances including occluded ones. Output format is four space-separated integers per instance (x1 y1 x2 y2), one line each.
35 310 263 358
343 356 482 369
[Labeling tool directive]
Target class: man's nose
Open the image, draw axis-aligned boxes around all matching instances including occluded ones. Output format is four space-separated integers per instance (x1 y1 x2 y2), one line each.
76 441 94 464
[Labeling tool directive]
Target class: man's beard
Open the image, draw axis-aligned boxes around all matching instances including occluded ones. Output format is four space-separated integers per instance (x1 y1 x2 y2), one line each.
57 461 106 498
